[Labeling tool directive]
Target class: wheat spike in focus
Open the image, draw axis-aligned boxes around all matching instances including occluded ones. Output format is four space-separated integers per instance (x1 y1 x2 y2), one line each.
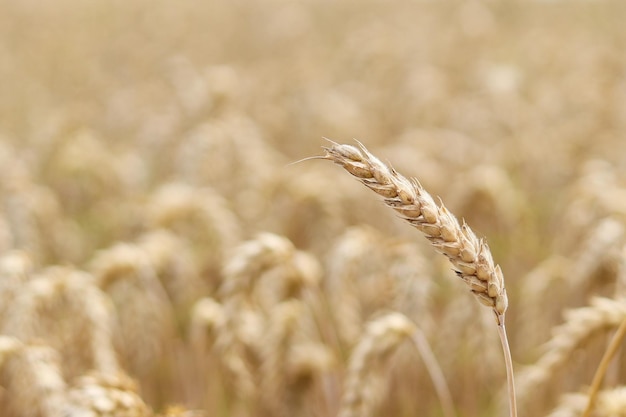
321 140 508 322
321 140 517 417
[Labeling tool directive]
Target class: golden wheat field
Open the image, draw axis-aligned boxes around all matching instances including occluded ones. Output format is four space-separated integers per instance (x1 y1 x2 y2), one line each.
2 0 626 416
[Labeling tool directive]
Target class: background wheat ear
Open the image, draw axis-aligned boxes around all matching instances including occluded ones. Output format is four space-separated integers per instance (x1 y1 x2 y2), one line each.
338 312 417 417
320 140 517 417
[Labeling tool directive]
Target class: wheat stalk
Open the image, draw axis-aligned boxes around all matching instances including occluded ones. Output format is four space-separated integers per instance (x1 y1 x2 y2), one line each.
582 315 626 417
319 140 516 416
517 296 626 409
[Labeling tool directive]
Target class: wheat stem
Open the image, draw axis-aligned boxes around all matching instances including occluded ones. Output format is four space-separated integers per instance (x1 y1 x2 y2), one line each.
497 317 517 417
581 315 626 417
411 328 456 417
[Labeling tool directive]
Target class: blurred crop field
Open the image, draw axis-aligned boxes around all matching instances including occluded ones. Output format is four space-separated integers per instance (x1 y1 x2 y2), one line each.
2 0 626 416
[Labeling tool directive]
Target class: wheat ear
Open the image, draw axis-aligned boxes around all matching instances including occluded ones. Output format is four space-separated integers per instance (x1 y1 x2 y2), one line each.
320 140 515 416
321 141 508 319
339 313 417 417
62 372 152 417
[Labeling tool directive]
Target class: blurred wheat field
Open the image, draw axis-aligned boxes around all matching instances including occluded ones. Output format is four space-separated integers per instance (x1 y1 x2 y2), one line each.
2 0 626 416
